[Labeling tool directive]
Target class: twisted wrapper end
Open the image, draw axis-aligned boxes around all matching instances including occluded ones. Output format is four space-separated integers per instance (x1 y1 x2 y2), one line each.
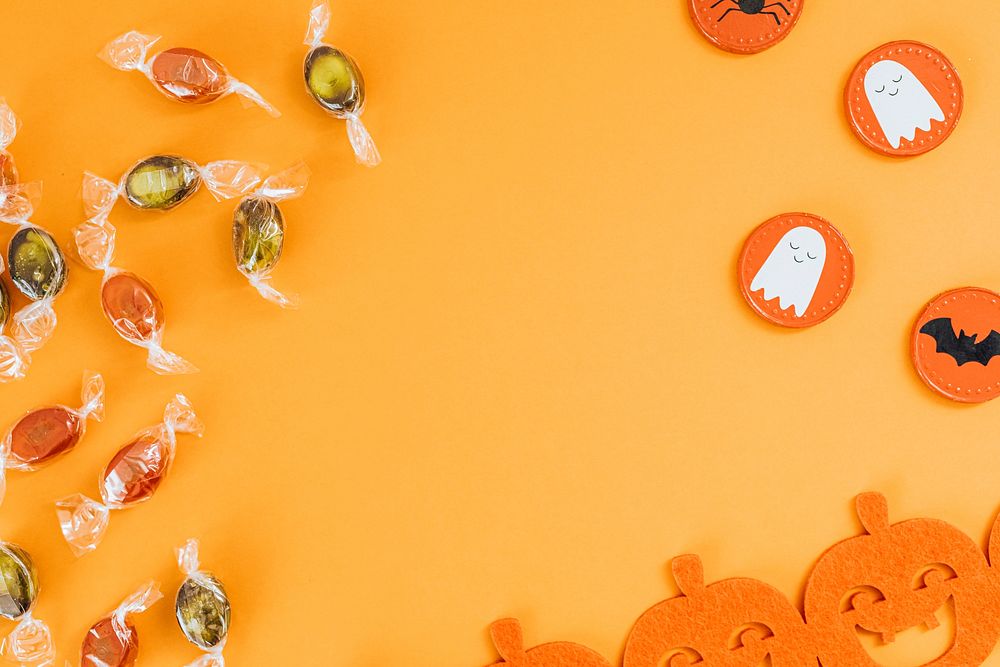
176 538 202 577
247 274 299 309
73 214 116 272
0 98 20 152
1 611 55 666
200 161 265 201
145 337 199 376
162 394 205 443
110 580 162 642
98 30 159 76
76 370 106 422
55 493 110 557
304 0 332 49
345 113 381 167
227 80 281 118
0 334 29 383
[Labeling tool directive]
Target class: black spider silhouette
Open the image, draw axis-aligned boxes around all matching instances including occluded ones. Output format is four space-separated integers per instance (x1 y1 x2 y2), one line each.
711 0 791 26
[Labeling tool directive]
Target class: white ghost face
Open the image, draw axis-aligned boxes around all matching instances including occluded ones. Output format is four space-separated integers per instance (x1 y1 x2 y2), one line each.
750 226 826 317
864 60 945 149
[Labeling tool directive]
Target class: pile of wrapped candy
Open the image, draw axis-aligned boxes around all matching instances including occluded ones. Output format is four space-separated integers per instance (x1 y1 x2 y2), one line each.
0 1 374 663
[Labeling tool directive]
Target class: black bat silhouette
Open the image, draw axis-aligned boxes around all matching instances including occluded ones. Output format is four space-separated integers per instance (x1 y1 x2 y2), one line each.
919 318 1000 366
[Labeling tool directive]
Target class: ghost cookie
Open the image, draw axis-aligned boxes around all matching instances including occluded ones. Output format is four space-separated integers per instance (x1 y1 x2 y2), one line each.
738 213 855 328
846 41 963 157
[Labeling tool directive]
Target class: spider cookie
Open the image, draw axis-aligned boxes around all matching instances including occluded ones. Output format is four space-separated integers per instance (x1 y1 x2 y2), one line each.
738 214 854 328
688 0 803 55
846 41 963 157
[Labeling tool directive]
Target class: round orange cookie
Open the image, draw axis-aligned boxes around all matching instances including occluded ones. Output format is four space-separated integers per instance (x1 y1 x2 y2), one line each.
738 213 854 328
845 40 963 157
912 288 1000 403
688 0 804 55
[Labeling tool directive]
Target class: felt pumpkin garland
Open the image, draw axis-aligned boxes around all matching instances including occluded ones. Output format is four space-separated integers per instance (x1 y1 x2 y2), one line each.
804 492 1000 667
624 554 817 666
485 492 1000 667
485 618 611 667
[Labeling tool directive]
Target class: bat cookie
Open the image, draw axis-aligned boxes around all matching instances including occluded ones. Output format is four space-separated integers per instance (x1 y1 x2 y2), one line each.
919 318 1000 367
912 288 1000 403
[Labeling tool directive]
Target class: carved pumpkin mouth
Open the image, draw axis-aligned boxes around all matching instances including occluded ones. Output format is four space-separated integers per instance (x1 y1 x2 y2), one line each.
854 596 955 666
661 652 771 666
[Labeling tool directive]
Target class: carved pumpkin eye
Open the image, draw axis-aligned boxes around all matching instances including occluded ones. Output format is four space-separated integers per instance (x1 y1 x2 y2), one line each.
912 563 958 590
839 585 886 613
728 622 775 650
660 647 704 666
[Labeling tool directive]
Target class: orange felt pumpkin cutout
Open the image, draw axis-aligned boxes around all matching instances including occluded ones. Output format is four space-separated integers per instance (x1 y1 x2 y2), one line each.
486 618 610 667
623 554 818 666
803 492 1000 667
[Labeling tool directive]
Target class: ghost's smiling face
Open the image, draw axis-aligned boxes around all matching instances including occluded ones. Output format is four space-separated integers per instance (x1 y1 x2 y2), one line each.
750 226 826 318
864 60 945 149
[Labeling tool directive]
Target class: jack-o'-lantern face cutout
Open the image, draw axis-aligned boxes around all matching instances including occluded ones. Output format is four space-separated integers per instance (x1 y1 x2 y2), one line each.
623 555 817 666
485 618 610 667
804 493 1000 666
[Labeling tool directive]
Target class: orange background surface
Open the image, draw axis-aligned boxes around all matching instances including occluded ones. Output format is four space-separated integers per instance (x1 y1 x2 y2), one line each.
2 0 1000 664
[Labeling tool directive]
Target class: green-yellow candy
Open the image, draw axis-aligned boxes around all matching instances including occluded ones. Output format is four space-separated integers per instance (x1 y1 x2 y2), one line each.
233 197 284 276
304 45 365 116
0 543 38 620
176 574 230 650
0 280 9 330
124 155 201 210
8 227 67 300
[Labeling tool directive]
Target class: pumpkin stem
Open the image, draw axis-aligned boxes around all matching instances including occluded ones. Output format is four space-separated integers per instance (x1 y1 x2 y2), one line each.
856 492 890 534
490 618 525 661
671 554 705 596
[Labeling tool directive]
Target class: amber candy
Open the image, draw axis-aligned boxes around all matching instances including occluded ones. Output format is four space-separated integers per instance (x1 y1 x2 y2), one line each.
101 431 171 506
304 45 365 116
81 616 137 667
0 151 18 187
7 227 67 300
8 408 82 468
233 197 284 276
0 543 36 621
123 155 201 210
101 272 163 344
150 48 229 104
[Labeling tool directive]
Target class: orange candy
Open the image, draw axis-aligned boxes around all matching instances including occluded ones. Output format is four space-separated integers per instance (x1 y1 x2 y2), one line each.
101 272 163 345
81 616 138 667
80 581 161 667
101 431 170 505
56 395 202 556
99 30 278 115
1 370 104 484
8 407 83 468
74 216 196 375
150 48 229 104
0 151 18 187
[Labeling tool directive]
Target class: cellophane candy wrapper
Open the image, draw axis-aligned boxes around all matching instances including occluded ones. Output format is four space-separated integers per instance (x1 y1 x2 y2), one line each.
73 212 196 375
0 541 55 666
0 370 105 507
82 156 264 219
303 1 381 166
99 31 279 117
176 540 230 667
232 162 310 308
81 580 161 667
0 99 21 186
0 182 66 382
55 394 203 557
0 102 66 383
